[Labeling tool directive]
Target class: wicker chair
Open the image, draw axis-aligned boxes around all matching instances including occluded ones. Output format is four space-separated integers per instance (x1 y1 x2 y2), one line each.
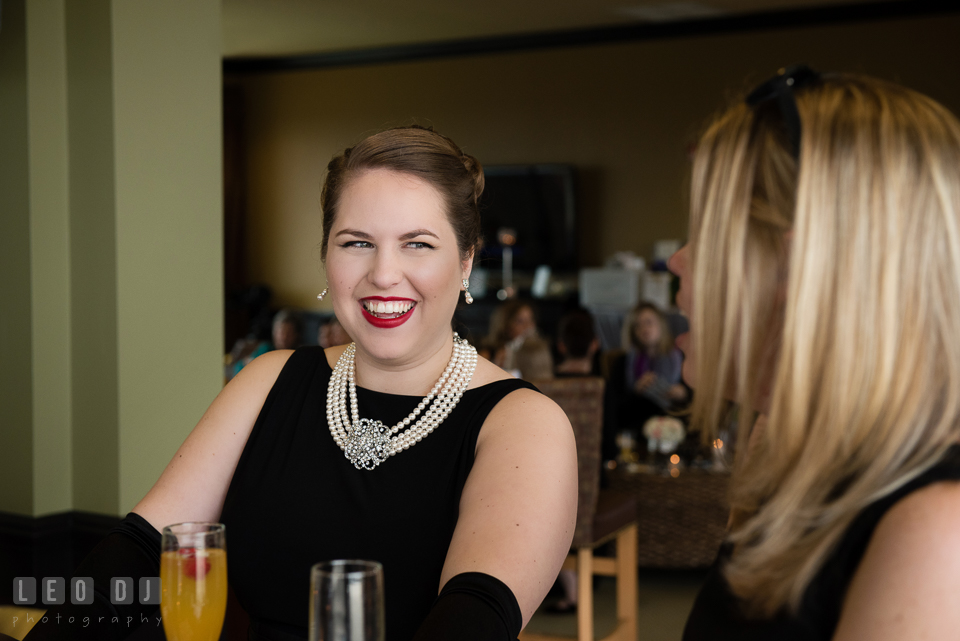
522 377 638 641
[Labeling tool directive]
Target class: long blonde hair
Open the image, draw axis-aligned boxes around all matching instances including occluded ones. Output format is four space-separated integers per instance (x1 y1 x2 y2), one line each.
689 74 960 616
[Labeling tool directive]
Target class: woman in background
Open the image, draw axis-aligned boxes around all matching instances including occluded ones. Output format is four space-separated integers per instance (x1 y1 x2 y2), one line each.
271 308 304 350
317 315 351 348
618 302 687 432
675 68 960 640
483 299 554 379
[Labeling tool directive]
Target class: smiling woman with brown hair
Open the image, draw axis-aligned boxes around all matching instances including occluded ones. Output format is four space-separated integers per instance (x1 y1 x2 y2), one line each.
25 126 577 641
674 68 960 640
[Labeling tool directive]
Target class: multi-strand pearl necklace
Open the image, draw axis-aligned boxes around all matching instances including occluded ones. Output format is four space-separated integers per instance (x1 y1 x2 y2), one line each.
326 332 478 470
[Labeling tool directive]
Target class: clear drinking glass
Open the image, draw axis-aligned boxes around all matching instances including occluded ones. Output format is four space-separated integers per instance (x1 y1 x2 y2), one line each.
309 560 385 641
160 522 228 641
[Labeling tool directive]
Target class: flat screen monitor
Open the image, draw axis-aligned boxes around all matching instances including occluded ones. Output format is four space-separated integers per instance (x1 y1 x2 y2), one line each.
478 164 577 271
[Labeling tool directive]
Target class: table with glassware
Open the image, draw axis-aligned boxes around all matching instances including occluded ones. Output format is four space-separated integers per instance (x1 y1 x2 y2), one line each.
606 462 730 569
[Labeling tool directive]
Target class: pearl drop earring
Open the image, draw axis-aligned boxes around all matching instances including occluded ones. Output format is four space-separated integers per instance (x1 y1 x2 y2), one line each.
317 288 328 301
462 279 473 305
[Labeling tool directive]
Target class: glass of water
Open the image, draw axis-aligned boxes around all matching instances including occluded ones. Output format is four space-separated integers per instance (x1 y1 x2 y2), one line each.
309 560 384 641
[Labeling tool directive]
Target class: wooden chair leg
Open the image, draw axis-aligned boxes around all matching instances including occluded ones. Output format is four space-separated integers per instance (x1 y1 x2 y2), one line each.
577 547 594 641
615 524 638 641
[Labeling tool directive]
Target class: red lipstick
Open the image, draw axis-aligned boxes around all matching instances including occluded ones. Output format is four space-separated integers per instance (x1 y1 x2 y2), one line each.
359 297 416 329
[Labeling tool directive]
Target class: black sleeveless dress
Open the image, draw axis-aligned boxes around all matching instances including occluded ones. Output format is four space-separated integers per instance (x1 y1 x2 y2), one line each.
683 446 960 640
219 347 537 641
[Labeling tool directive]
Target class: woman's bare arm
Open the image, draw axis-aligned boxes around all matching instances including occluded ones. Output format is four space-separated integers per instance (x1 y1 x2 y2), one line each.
439 387 579 628
132 350 293 532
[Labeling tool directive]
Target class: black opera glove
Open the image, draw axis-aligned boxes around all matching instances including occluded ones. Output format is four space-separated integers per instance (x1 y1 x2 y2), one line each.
413 571 523 641
22 512 163 640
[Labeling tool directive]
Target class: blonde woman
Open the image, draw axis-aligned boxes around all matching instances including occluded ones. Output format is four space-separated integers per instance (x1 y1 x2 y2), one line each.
674 67 960 640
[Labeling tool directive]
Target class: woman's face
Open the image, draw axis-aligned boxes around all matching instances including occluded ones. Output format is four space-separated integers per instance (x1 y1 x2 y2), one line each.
508 306 535 340
635 309 662 349
325 169 469 365
668 244 695 387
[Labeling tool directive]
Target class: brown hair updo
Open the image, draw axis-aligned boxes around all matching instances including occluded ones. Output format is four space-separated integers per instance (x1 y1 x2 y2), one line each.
320 125 484 262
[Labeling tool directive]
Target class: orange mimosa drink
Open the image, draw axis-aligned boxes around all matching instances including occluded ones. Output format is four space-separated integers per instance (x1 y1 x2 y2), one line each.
160 547 228 641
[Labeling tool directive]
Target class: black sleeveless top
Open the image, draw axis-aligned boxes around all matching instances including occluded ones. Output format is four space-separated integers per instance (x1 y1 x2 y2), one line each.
683 446 960 640
220 347 537 641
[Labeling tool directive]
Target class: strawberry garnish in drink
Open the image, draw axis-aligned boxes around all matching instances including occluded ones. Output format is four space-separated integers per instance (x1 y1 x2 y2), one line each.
179 547 211 579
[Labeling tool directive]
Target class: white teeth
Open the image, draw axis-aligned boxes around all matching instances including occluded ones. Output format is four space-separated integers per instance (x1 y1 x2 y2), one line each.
364 300 415 316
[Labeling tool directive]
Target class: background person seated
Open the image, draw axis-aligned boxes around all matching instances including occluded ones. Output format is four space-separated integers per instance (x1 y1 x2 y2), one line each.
227 308 305 381
511 335 554 380
317 315 352 348
555 308 622 465
271 308 304 350
482 299 554 379
480 299 536 366
554 308 600 377
615 302 687 438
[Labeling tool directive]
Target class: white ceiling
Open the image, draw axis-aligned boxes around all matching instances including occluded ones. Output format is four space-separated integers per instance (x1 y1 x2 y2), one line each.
222 0 898 58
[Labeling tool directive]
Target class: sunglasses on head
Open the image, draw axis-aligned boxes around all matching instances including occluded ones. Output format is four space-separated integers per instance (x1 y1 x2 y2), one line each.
746 65 822 159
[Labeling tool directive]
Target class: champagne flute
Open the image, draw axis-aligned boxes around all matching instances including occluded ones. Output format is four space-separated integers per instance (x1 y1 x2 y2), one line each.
160 523 228 641
309 560 385 641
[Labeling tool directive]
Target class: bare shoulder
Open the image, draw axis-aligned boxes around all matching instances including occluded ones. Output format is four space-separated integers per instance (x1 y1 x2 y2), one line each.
133 349 294 531
879 477 960 534
866 479 960 574
235 348 294 384
834 479 960 640
483 385 569 434
467 355 573 448
214 349 294 409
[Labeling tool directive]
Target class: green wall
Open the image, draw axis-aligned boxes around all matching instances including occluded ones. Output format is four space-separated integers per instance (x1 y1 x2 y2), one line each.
0 0 34 516
0 0 223 518
29 0 73 515
112 0 224 512
66 0 121 516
